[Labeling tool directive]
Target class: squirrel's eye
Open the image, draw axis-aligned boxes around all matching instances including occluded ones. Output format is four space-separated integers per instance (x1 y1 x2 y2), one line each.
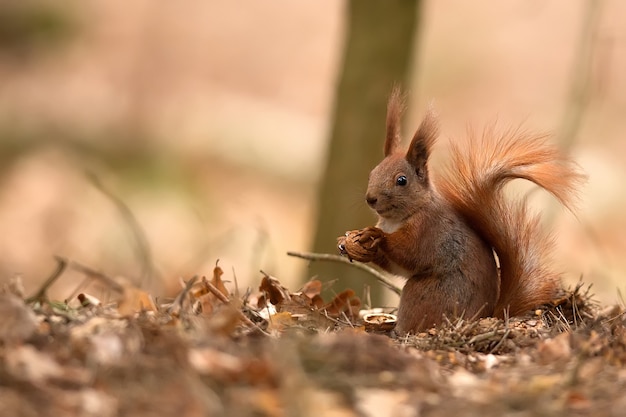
396 175 407 186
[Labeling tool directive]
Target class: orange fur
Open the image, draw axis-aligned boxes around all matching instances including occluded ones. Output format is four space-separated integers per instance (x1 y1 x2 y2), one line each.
337 92 584 333
438 127 584 316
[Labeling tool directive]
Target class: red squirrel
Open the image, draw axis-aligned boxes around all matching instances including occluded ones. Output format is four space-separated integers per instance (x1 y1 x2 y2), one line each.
337 89 584 334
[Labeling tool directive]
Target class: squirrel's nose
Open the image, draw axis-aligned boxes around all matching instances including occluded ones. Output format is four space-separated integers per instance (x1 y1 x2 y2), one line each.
366 195 377 207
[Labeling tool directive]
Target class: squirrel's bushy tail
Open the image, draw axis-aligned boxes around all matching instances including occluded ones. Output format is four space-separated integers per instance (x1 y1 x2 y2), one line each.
438 126 584 317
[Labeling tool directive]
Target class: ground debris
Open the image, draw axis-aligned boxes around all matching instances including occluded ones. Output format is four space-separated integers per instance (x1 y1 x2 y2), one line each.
1 271 624 417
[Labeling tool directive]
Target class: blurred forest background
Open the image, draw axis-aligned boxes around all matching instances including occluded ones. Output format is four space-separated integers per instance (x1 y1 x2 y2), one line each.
1 0 625 306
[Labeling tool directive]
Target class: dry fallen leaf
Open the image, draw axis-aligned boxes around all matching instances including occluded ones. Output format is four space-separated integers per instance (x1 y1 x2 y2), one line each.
299 280 322 299
259 273 290 307
324 289 361 319
298 280 325 309
191 262 232 316
117 285 157 316
210 262 229 298
205 303 245 336
266 311 295 333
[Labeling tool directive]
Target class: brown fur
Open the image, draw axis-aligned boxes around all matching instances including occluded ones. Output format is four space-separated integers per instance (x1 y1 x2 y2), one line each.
384 87 405 157
338 92 584 333
438 127 583 317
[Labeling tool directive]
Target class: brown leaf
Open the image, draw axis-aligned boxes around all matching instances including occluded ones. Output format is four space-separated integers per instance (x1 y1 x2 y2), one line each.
211 262 229 298
266 311 295 333
259 273 290 306
348 297 362 318
325 289 361 319
290 293 315 309
206 304 244 336
300 280 322 299
256 294 267 309
191 262 233 317
117 284 156 316
192 262 229 299
197 291 217 316
311 294 325 309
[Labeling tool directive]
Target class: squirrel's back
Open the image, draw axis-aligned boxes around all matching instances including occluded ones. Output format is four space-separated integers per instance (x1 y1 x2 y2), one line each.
437 126 584 316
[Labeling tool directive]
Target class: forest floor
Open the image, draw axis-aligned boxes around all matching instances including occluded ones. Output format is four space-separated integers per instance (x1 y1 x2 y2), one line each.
1 258 625 417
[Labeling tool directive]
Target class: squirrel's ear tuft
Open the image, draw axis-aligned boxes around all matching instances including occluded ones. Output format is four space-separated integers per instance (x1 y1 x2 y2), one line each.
384 87 406 156
406 107 439 182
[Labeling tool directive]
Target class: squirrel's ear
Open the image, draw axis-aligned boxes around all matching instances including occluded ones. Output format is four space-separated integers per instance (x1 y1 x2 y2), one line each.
384 87 405 156
406 108 439 182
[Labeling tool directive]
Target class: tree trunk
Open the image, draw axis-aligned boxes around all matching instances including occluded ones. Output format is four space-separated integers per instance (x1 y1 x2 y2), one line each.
310 0 422 305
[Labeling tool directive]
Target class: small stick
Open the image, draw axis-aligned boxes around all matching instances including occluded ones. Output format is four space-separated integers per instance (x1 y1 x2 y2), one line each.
26 256 68 303
205 281 257 328
69 261 125 293
167 275 199 315
466 330 502 345
488 328 511 354
287 251 401 296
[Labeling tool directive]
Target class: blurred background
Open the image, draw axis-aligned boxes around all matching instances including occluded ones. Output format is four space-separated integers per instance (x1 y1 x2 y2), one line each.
0 0 624 306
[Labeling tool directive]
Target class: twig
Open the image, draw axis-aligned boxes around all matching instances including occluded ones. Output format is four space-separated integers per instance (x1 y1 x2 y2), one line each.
488 328 511 354
69 260 125 293
26 256 68 303
232 266 239 298
319 308 349 328
489 310 511 354
466 330 501 346
287 251 401 296
167 275 199 315
205 281 257 328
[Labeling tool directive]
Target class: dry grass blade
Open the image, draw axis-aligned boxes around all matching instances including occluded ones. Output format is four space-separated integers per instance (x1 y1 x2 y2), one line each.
401 315 518 355
544 280 597 330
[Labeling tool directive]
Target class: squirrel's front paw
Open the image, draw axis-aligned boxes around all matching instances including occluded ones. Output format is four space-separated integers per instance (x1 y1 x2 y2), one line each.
337 227 383 262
